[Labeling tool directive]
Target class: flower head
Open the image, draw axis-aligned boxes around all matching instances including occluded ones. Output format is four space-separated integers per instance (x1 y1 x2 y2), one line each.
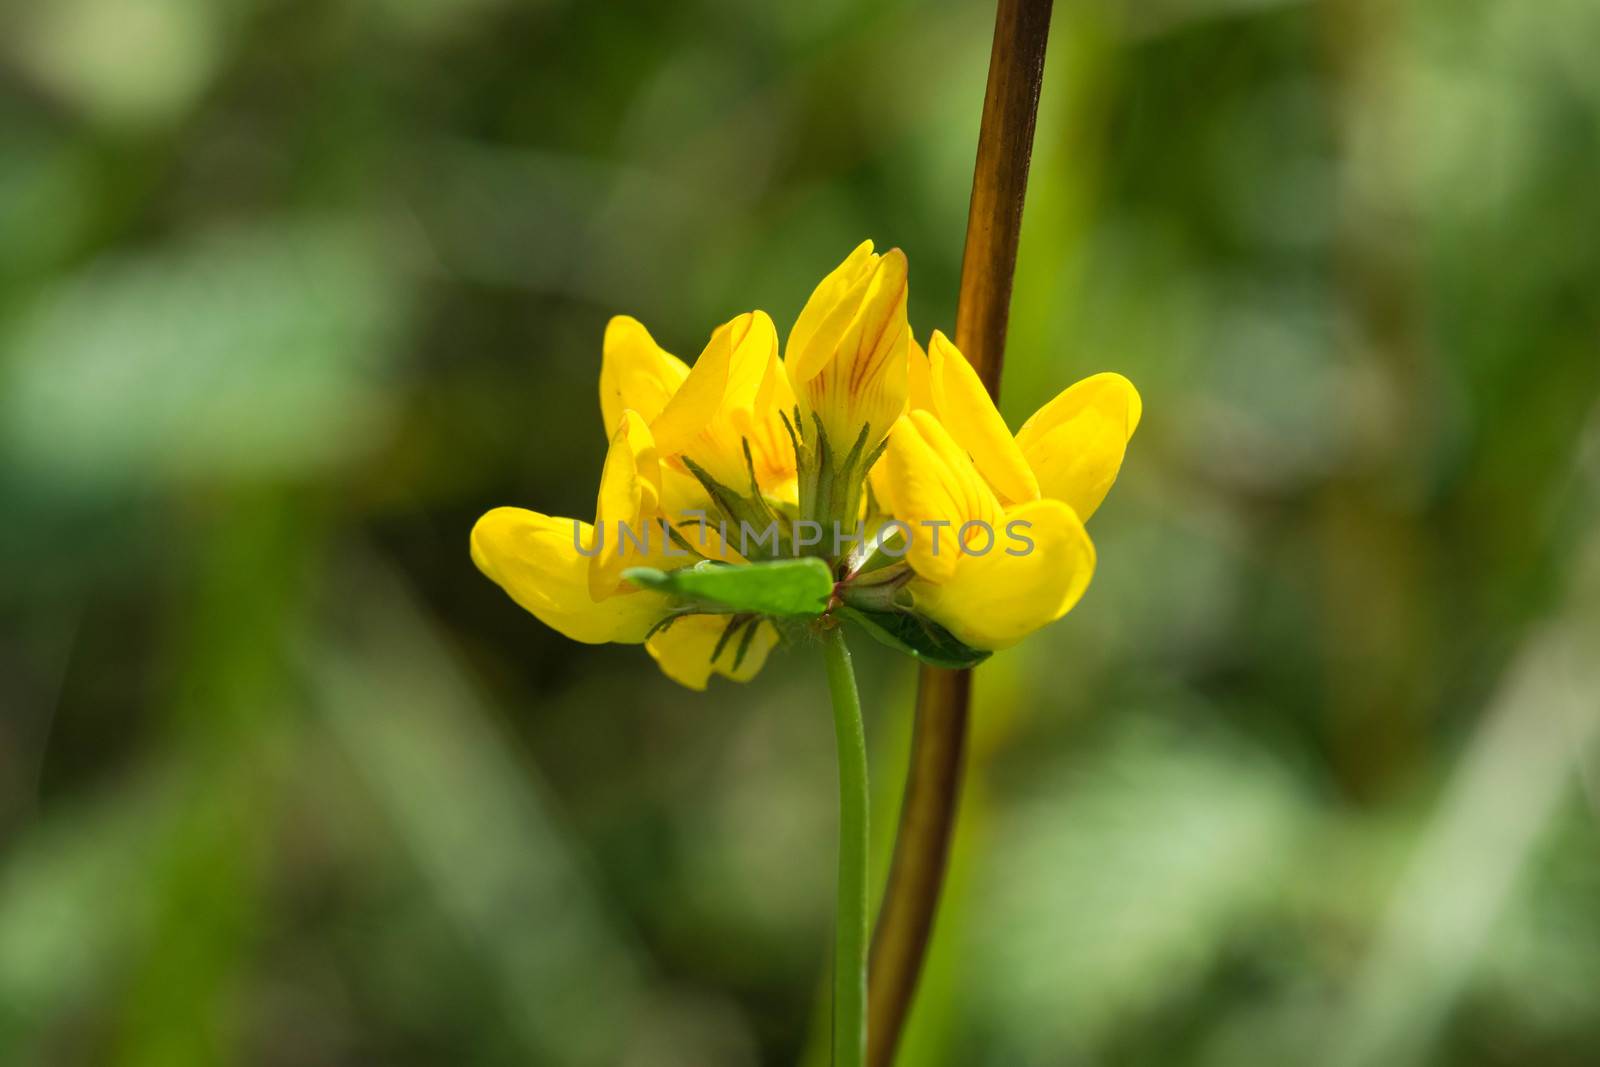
472 406 780 690
472 242 1139 685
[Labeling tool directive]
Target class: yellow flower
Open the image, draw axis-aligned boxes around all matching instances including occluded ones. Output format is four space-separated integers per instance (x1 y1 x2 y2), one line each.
472 411 670 645
786 240 910 462
868 330 1140 649
473 395 779 690
650 310 797 499
474 242 1139 684
603 310 796 559
878 410 1096 649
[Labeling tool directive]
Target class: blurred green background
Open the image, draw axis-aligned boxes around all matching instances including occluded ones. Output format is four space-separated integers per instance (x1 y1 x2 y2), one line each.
4 0 1600 1064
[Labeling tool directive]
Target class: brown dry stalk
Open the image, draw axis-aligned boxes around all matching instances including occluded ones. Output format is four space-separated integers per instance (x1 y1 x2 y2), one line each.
866 1 1054 1064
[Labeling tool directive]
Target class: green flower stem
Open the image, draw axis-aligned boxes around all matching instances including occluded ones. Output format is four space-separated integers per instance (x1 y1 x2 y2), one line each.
822 623 869 1067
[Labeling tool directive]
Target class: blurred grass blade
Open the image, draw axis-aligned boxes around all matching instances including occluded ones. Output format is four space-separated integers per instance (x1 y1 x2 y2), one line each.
1324 618 1600 1067
0 220 407 492
970 716 1307 1059
302 551 647 1067
0 777 182 1062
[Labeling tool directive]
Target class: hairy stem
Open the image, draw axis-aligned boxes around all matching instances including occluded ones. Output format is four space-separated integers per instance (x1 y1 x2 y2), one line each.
868 1 1054 1063
823 624 869 1067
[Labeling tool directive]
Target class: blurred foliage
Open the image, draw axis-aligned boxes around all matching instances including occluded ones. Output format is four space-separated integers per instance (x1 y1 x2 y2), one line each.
3 0 1600 1064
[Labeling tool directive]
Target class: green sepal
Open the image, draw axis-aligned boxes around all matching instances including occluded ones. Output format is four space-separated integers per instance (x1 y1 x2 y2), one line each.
836 605 992 670
730 616 762 671
710 613 751 663
624 557 835 618
679 455 787 559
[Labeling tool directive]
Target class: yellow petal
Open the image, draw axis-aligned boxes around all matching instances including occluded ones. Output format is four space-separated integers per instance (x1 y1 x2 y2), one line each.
646 615 779 690
868 332 925 519
647 312 798 498
925 330 1039 505
650 318 734 458
786 244 909 455
911 498 1095 650
599 315 690 439
653 313 741 464
740 316 799 494
879 410 1003 584
788 239 877 382
906 333 935 414
1014 372 1141 522
589 410 666 599
868 449 897 518
471 507 667 644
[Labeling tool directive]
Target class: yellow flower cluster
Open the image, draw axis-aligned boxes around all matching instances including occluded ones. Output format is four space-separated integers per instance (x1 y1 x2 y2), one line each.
471 241 1140 688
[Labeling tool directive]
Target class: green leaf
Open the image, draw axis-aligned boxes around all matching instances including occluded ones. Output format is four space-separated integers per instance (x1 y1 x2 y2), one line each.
837 606 992 670
623 558 834 617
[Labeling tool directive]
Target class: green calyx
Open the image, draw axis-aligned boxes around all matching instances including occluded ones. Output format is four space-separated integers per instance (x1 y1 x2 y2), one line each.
624 557 835 617
636 424 991 673
786 410 888 555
